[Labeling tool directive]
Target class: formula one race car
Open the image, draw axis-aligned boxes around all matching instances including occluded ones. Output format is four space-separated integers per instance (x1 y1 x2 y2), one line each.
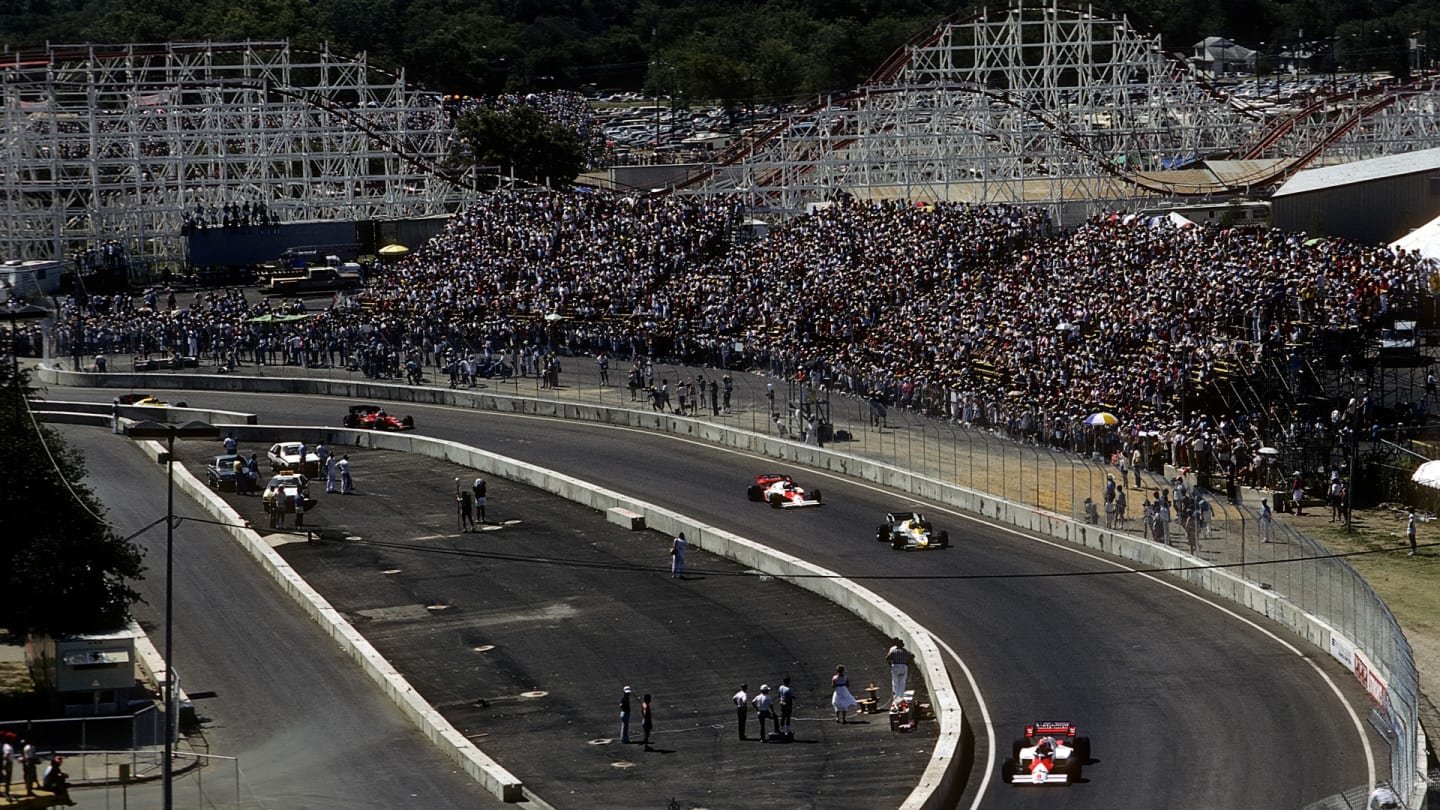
342 404 415 431
875 511 949 550
999 721 1091 785
746 473 822 508
116 393 188 408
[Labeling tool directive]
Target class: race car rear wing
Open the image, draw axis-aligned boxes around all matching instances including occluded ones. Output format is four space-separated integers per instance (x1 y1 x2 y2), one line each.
1011 770 1070 785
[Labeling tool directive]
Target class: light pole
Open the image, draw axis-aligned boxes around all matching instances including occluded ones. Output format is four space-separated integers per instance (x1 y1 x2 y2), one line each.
125 418 219 810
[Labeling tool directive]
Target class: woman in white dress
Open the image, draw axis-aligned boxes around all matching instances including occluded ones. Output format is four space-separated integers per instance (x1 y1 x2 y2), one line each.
831 664 859 724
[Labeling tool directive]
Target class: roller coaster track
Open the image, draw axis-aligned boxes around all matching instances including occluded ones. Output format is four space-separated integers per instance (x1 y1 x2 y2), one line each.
665 3 1432 204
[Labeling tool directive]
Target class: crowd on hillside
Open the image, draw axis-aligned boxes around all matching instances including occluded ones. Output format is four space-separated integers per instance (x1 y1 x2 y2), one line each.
43 190 1436 488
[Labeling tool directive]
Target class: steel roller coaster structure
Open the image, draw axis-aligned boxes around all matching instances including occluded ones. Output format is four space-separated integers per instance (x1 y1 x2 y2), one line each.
4 2 1440 262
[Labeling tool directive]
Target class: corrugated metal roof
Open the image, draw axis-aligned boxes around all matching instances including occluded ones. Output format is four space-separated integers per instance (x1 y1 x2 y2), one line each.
1272 147 1440 197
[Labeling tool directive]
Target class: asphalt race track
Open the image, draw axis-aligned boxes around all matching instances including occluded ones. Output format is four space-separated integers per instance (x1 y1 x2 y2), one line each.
65 387 1386 809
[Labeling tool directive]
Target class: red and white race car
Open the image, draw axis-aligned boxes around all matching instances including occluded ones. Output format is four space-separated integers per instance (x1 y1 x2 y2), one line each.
1000 721 1090 785
745 473 822 508
342 404 415 431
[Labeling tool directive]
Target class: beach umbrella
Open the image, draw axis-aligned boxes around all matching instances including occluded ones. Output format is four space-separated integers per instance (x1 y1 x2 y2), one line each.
1257 447 1280 457
1412 460 1440 488
544 313 565 322
377 243 409 256
1084 412 1118 427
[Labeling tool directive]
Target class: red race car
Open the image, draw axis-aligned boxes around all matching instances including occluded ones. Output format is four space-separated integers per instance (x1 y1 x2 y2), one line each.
342 404 415 431
1000 721 1091 785
745 473 822 508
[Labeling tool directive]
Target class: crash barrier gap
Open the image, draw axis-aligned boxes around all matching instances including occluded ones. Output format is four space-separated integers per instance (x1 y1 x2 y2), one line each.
37 399 961 810
38 367 1427 805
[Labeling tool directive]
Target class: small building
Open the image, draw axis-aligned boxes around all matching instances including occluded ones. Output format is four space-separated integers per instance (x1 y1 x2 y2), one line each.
1192 36 1257 77
0 259 65 299
26 625 140 716
1271 148 1440 245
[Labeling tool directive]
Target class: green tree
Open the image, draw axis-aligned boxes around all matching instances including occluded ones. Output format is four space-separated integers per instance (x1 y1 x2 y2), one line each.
0 366 144 636
453 103 585 186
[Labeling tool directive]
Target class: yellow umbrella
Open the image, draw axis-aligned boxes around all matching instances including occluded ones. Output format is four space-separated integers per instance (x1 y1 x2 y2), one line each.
377 243 410 256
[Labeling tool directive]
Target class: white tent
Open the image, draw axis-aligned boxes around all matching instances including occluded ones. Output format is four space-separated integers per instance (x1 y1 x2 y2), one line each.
1390 211 1440 262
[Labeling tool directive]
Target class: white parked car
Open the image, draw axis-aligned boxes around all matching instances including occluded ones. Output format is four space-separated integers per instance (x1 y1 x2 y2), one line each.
267 441 320 476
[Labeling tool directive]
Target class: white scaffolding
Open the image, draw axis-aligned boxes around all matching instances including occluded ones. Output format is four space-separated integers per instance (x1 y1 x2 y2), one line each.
677 2 1440 221
0 41 467 263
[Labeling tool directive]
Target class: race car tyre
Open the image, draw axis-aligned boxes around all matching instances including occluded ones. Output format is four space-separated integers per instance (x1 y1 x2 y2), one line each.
175 401 187 408
812 489 822 504
1065 758 1083 781
1012 738 1026 761
747 485 764 502
892 535 906 550
936 530 949 548
998 759 1014 784
401 415 415 428
343 417 358 428
876 526 889 542
1072 735 1091 762
768 493 784 508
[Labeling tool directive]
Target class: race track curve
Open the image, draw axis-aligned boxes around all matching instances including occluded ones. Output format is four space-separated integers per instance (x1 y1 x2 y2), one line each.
73 388 1385 809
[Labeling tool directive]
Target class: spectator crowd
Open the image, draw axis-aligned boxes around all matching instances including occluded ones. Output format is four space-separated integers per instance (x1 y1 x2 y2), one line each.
40 190 1436 495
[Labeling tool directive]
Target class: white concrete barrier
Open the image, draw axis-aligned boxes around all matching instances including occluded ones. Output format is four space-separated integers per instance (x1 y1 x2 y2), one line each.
604 507 646 530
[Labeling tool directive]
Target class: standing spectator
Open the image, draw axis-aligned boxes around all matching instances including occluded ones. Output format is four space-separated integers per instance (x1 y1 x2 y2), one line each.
1114 487 1127 530
247 454 260 494
223 432 237 455
670 531 687 579
338 454 353 494
640 692 654 751
732 683 750 740
458 486 475 532
315 442 329 477
20 740 35 797
2 734 13 799
1407 507 1418 556
111 397 121 434
1131 447 1143 488
753 685 776 742
777 676 794 738
473 477 487 524
722 374 733 412
831 665 859 724
1290 472 1306 516
596 351 610 386
294 490 305 528
619 686 632 744
324 453 338 494
886 638 913 701
709 379 720 416
1117 455 1129 489
1196 496 1212 541
1259 498 1273 543
233 456 247 495
1329 478 1344 522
